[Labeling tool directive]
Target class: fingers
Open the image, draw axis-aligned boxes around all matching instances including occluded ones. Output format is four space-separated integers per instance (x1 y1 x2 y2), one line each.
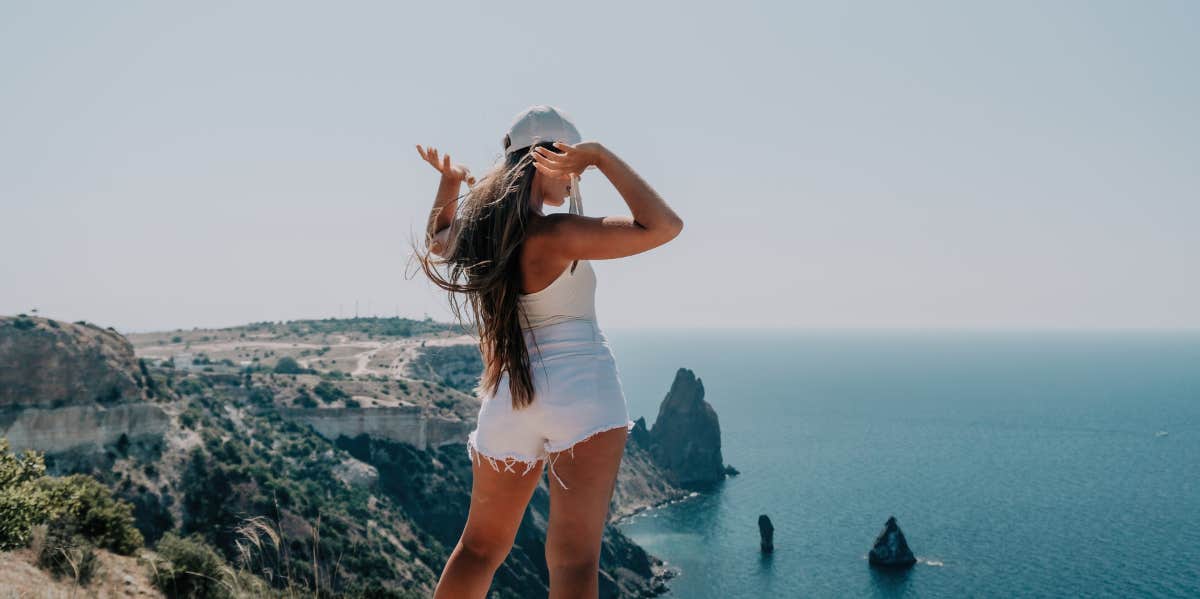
532 159 574 179
534 145 566 159
428 148 445 173
532 146 566 165
532 147 584 178
418 144 473 181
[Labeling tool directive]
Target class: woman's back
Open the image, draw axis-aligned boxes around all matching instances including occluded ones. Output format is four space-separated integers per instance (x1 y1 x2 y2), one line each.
518 258 597 331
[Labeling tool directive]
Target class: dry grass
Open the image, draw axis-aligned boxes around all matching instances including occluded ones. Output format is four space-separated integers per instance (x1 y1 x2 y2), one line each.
0 546 162 599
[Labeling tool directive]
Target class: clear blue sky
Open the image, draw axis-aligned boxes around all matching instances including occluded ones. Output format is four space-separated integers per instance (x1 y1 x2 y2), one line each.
2 1 1196 332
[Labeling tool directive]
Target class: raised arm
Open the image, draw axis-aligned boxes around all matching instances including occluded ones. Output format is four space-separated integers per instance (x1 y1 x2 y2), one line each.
417 144 474 257
531 142 683 261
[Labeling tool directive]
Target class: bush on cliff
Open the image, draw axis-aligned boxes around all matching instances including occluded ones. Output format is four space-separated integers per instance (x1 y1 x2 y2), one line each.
147 532 233 599
0 438 51 549
38 473 144 555
1 438 144 587
0 439 143 552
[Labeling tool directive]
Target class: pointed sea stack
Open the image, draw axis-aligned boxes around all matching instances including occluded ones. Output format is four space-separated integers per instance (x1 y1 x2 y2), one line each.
868 516 916 568
641 368 726 490
758 514 774 553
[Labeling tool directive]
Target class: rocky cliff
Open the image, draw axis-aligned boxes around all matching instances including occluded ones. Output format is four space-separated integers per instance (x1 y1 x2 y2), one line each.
0 315 687 597
633 367 728 490
1 315 145 409
278 405 472 451
0 316 169 455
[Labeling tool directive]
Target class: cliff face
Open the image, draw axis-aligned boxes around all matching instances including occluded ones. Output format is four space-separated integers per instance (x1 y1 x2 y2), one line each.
635 368 727 490
612 438 691 522
278 405 472 451
0 316 169 454
0 316 145 409
0 402 170 456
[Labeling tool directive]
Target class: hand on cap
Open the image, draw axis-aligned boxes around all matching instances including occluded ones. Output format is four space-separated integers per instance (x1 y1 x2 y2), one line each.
531 141 603 179
416 145 476 186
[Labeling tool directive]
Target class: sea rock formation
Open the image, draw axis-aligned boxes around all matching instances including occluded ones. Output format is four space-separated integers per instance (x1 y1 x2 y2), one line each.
759 514 775 553
632 368 727 490
0 316 169 456
869 516 917 568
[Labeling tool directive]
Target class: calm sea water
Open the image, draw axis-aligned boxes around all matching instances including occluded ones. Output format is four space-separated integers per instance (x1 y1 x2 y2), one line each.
602 328 1200 598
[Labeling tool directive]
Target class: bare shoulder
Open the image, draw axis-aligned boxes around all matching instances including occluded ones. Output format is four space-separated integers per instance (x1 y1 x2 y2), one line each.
524 213 592 258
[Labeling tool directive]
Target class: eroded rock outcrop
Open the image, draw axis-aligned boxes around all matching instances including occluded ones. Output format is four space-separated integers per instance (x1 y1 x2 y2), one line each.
759 514 775 553
869 516 917 568
1 315 144 409
632 368 727 490
0 316 169 455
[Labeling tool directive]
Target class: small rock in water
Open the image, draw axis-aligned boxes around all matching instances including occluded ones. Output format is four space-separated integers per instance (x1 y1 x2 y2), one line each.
758 514 774 553
869 516 916 568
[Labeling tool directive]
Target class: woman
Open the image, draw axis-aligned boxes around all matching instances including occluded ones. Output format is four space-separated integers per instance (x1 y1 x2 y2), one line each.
414 105 683 598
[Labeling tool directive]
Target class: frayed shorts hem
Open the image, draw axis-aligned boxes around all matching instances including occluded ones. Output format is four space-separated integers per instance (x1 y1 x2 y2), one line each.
466 437 544 476
466 419 636 491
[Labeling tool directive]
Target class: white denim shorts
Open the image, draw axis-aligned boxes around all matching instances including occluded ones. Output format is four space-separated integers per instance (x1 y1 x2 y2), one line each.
466 319 635 490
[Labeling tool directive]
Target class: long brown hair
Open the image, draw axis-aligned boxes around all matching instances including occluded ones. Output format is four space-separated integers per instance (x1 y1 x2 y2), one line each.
410 142 558 410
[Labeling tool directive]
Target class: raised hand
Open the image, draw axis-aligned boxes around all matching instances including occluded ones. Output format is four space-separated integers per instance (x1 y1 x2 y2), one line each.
416 144 476 186
530 141 604 179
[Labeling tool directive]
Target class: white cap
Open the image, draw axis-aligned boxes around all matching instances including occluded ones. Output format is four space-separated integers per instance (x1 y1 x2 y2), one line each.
503 105 582 155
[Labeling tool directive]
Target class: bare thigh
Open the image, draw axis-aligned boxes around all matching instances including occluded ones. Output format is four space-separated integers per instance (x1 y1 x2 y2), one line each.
545 426 629 567
458 454 545 563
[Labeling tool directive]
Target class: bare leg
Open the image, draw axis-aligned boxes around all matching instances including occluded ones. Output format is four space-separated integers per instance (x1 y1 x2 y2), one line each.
434 454 544 599
545 425 629 599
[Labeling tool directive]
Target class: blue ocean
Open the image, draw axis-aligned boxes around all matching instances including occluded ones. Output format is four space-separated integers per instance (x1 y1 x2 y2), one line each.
603 329 1200 598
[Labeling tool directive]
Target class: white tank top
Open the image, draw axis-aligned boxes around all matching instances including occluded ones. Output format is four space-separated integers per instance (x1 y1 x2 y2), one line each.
518 258 597 331
518 173 598 331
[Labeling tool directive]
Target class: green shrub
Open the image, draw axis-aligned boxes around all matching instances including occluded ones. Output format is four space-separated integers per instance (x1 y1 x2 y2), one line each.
148 532 233 599
1 439 142 581
313 381 348 403
0 439 50 549
38 474 144 554
293 389 318 408
176 378 207 396
274 357 305 374
248 386 275 407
